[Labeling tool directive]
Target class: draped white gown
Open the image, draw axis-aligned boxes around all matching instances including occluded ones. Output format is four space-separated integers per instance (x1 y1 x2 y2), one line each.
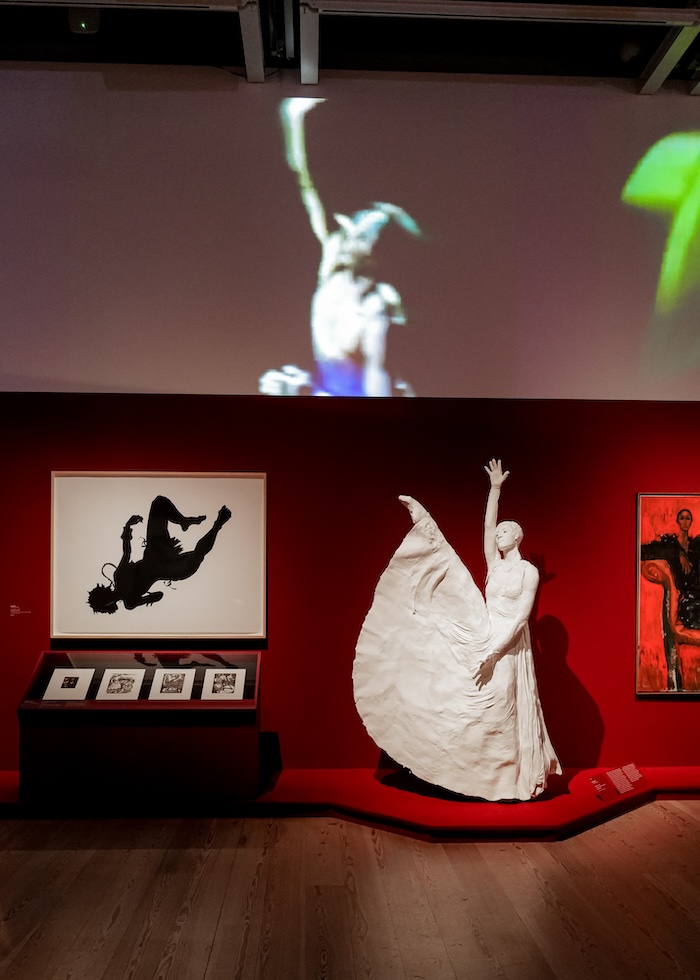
353 499 561 801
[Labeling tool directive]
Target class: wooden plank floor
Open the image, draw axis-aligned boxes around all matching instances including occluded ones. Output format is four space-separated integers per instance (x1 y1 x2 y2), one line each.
1 800 699 980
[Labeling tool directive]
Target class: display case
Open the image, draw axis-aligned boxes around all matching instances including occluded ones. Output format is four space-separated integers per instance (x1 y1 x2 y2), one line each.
18 650 262 809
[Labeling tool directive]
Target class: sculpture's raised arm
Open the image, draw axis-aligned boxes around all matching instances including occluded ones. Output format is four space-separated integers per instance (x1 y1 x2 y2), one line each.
483 458 509 570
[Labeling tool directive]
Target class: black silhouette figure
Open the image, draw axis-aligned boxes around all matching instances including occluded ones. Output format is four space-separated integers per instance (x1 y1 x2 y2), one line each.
88 495 231 614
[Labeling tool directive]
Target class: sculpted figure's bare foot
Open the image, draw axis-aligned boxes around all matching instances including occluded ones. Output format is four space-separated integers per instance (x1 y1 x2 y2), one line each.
399 495 429 524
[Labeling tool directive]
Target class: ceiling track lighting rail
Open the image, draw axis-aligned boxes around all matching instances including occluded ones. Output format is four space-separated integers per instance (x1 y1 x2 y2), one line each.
298 0 700 89
303 0 700 27
3 0 700 87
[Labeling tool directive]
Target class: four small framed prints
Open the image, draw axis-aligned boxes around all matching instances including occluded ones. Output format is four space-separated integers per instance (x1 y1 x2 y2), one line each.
41 666 248 703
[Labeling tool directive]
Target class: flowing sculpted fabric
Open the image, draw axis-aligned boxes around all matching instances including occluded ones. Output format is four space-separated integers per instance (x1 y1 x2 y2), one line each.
354 462 561 802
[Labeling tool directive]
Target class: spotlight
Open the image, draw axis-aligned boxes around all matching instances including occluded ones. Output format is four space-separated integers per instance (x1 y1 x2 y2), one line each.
68 7 100 34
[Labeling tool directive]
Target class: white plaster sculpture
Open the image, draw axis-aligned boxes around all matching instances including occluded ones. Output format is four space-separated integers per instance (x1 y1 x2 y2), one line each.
353 460 561 802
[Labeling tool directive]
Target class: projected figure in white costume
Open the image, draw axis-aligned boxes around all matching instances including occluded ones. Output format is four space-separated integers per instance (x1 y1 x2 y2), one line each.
259 98 422 397
353 460 561 801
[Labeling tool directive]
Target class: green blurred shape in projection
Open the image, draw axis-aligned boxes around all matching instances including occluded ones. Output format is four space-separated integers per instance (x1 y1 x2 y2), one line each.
622 132 700 314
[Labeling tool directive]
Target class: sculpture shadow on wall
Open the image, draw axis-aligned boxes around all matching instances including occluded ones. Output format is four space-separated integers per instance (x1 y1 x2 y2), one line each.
532 614 604 768
527 552 604 769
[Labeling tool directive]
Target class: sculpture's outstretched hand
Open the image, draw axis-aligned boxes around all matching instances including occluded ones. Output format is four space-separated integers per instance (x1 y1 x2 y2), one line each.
484 458 510 488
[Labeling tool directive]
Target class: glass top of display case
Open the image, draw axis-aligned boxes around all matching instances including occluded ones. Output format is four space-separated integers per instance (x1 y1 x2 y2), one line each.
20 650 260 710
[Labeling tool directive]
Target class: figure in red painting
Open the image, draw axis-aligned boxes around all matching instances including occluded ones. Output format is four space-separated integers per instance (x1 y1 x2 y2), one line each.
641 508 700 626
640 503 700 691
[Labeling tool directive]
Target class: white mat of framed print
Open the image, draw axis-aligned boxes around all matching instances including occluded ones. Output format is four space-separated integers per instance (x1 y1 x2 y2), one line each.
201 668 246 700
148 669 196 701
96 668 146 700
52 472 267 639
42 667 95 701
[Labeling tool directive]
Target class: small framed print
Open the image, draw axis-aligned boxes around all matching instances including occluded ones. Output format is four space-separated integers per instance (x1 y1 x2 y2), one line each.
201 668 246 700
95 668 145 701
148 669 195 701
42 667 95 701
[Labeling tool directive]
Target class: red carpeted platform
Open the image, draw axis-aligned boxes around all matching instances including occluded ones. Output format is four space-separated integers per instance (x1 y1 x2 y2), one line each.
256 766 700 840
2 767 699 838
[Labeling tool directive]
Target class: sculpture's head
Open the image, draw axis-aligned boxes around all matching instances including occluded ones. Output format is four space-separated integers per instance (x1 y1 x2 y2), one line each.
495 520 523 551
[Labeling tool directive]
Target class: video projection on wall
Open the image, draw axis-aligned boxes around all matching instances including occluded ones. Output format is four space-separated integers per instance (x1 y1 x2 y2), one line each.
3 66 700 399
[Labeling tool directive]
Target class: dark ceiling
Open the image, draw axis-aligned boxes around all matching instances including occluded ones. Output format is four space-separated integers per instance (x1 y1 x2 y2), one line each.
1 0 699 90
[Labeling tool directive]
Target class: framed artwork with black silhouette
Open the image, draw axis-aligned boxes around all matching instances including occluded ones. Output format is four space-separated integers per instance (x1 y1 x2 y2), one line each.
638 493 700 695
51 472 267 640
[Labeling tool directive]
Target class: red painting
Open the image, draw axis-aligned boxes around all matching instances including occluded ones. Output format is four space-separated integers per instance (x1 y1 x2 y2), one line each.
638 494 700 694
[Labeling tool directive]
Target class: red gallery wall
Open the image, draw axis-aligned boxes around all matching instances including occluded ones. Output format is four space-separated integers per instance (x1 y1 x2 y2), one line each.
2 391 699 776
